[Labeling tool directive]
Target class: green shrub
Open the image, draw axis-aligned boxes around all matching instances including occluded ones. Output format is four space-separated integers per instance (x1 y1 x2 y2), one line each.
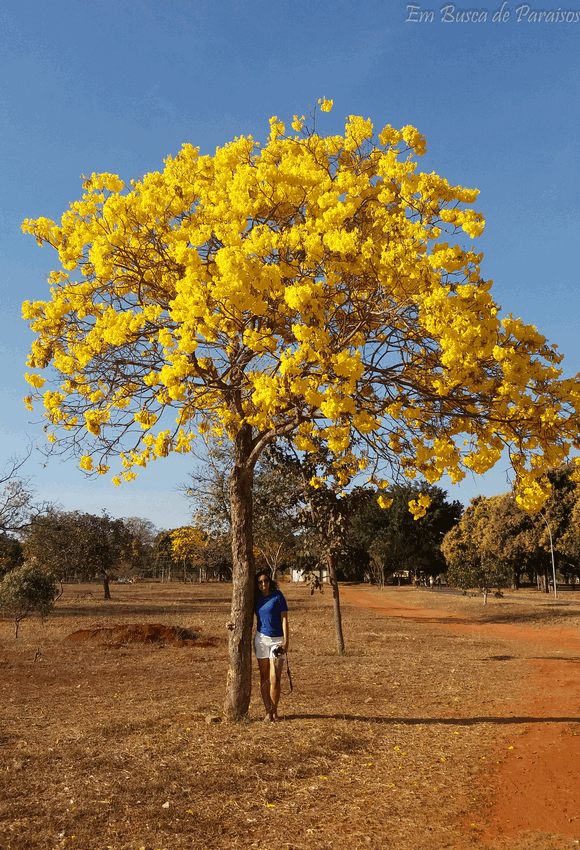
0 563 59 637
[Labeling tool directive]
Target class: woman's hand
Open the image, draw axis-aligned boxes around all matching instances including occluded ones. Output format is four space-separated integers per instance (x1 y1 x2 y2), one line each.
225 621 234 631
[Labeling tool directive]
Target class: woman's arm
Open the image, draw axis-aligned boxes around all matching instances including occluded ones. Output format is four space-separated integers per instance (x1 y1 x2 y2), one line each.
281 610 289 652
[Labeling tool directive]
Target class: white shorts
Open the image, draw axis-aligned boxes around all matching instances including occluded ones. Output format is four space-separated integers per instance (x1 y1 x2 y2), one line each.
254 632 286 660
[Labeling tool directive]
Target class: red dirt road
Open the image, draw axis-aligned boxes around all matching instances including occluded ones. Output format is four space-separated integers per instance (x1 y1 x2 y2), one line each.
340 586 580 847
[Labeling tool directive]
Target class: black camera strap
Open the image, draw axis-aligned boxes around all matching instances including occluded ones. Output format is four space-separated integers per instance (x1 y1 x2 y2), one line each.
273 646 293 694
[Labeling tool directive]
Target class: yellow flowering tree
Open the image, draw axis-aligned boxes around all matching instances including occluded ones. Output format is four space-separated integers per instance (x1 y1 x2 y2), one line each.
22 100 580 717
441 495 512 604
170 525 207 582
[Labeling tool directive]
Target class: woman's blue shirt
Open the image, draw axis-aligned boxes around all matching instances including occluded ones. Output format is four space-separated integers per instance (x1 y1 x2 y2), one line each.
255 589 288 637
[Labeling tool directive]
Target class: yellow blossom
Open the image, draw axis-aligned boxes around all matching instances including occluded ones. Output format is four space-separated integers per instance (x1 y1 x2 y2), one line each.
19 102 580 519
408 493 432 520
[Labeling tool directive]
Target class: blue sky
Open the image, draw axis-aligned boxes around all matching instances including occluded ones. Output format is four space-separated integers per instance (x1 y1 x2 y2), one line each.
1 0 579 529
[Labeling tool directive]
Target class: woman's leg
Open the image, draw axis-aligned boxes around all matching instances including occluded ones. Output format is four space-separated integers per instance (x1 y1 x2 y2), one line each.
270 657 284 720
258 657 273 721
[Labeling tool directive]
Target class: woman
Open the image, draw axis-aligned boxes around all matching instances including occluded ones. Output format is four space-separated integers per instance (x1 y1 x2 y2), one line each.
254 570 289 722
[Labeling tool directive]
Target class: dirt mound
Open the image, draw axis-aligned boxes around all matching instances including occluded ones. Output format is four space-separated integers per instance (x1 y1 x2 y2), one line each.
65 623 213 647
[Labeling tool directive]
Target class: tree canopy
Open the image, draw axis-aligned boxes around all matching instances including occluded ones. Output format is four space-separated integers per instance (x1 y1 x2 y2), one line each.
0 534 24 578
122 516 157 575
22 102 580 717
23 510 131 599
441 496 513 603
170 524 207 581
352 482 462 584
442 463 580 595
0 562 60 637
21 102 580 508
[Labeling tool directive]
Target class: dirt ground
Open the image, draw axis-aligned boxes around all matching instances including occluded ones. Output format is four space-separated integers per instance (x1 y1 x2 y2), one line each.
341 584 580 848
1 581 580 850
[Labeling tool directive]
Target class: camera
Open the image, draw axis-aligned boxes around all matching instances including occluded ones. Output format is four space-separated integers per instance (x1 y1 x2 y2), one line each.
272 645 285 658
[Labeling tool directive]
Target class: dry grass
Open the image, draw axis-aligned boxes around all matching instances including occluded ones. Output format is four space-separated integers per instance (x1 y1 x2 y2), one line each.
1 581 579 850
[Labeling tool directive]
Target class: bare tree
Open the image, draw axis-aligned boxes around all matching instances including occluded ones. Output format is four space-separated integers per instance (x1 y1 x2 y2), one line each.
184 437 299 578
0 454 37 533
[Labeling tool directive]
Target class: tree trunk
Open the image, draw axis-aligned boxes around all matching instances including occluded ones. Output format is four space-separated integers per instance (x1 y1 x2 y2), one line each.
538 568 549 594
224 426 255 720
328 552 345 654
102 572 111 600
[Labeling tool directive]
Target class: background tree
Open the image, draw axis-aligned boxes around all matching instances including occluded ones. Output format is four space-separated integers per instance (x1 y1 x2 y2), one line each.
536 464 579 588
560 492 580 585
170 524 207 582
352 482 462 586
442 497 513 604
184 438 234 536
0 454 51 534
0 562 60 637
155 524 233 582
202 533 233 582
466 464 580 593
251 451 299 578
185 437 299 578
122 516 157 577
0 453 55 582
0 533 24 578
22 104 580 718
23 510 131 599
483 492 542 589
268 442 373 653
152 530 177 582
23 511 77 579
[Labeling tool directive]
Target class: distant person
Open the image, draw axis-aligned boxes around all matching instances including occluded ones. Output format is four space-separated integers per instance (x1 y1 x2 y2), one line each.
253 571 289 722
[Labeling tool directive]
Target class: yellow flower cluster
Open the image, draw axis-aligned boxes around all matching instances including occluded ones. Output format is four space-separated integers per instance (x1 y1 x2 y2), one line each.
21 101 580 510
408 493 432 520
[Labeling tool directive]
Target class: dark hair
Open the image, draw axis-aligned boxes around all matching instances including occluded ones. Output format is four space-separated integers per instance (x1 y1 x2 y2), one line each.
254 571 278 600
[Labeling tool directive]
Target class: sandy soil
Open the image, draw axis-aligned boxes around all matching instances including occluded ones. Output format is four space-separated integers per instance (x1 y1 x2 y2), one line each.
340 585 580 848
